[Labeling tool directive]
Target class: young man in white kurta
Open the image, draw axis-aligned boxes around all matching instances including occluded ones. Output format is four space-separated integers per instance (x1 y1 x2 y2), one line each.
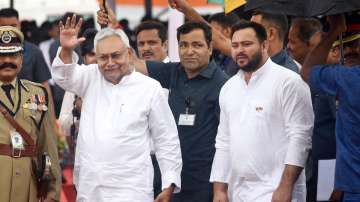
52 17 182 202
210 21 314 202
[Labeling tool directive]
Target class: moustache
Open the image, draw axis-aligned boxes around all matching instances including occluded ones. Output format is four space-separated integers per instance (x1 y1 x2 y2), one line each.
142 51 154 56
0 62 18 70
235 54 248 59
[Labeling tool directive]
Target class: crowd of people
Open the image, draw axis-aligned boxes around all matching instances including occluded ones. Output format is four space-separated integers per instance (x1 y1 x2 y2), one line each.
0 0 359 201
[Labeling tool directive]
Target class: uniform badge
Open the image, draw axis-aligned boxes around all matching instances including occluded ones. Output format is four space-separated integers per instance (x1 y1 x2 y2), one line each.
27 94 38 117
1 31 12 44
10 130 24 149
28 102 37 110
37 95 48 111
41 105 48 111
24 94 47 119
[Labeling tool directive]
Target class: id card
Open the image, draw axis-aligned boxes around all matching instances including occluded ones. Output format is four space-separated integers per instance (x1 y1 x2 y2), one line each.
10 131 24 150
178 114 196 126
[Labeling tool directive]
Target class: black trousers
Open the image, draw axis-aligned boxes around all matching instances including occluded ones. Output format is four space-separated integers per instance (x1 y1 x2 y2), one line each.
171 188 213 202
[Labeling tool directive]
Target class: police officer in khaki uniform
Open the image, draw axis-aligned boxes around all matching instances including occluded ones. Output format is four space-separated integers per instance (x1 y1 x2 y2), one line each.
0 26 61 202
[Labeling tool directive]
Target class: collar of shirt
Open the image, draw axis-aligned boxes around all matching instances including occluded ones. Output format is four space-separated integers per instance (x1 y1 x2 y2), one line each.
213 52 229 66
198 61 218 79
271 49 287 65
236 57 272 83
179 60 218 80
0 78 17 88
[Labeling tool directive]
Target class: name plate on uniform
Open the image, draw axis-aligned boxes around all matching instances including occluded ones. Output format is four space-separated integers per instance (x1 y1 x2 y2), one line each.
178 114 196 126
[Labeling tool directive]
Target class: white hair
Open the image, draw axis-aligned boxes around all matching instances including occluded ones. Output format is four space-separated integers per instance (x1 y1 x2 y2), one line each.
94 28 130 50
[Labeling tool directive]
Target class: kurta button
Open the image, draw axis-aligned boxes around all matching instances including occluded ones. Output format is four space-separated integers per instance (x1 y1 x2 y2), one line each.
15 171 20 176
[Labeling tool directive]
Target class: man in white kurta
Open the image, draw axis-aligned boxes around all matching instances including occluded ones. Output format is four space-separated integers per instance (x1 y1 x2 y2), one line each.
52 16 182 202
210 21 314 202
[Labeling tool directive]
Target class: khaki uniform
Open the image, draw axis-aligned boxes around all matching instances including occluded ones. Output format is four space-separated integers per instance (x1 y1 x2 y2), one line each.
0 78 61 202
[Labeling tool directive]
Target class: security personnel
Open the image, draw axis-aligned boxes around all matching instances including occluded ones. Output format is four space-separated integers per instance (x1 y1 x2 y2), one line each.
0 26 61 202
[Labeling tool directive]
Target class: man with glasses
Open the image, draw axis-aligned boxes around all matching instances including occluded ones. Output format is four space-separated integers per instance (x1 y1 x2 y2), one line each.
51 15 182 202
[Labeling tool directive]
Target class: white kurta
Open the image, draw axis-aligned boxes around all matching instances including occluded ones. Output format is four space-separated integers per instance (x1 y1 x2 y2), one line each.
210 58 314 202
52 48 182 202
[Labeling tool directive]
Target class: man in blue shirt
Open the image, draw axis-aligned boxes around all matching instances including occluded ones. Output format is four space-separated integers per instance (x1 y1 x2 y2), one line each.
130 22 228 201
251 11 299 73
301 14 360 201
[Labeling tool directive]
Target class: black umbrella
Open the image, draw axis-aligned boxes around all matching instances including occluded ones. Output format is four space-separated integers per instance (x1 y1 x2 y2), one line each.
244 0 360 65
244 0 304 16
245 0 360 17
308 0 360 16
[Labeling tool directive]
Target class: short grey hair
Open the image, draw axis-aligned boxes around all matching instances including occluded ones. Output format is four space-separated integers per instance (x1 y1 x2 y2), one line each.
94 28 130 50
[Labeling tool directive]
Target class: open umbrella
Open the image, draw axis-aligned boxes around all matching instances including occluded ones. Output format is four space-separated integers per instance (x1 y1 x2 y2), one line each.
308 0 360 16
245 0 360 66
244 0 360 16
245 0 305 16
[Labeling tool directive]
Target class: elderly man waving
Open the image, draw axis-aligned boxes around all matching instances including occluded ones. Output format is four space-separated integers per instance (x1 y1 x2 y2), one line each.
51 15 182 202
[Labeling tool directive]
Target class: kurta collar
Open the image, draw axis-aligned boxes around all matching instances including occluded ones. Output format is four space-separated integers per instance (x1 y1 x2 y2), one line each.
251 57 272 77
107 68 135 86
236 57 272 82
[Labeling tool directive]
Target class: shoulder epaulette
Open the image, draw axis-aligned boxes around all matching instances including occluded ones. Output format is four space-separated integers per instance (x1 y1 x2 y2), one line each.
20 79 44 88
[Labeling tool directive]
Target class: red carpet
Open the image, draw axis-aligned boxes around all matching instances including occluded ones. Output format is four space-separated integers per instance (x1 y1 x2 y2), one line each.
60 166 76 202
